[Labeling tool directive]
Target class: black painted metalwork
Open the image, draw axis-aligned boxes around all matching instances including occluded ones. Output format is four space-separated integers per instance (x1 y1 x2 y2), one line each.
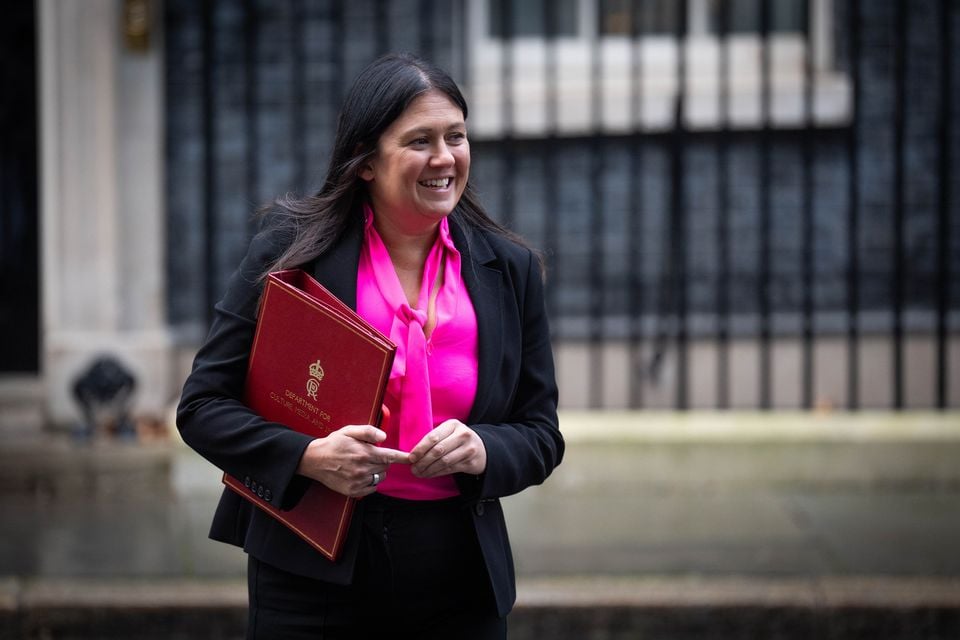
628 0 646 408
72 356 137 440
201 0 217 328
716 0 731 409
420 0 435 58
244 0 260 233
936 0 954 409
892 0 907 409
375 0 389 56
847 0 862 409
759 0 772 409
588 8 605 408
291 0 307 192
801 0 815 409
330 0 345 112
164 0 958 411
499 0 516 232
671 0 689 409
543 0 560 327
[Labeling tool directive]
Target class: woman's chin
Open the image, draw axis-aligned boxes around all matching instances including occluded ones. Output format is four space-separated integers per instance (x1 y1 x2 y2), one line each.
416 202 457 220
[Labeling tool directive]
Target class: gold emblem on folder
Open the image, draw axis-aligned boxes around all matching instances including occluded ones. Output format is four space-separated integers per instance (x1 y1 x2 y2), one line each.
307 359 324 400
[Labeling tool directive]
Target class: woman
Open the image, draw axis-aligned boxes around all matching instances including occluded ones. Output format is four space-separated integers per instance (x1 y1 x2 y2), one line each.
177 52 563 639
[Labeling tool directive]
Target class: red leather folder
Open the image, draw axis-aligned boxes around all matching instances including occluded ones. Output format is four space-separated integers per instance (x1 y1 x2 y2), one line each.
224 269 396 561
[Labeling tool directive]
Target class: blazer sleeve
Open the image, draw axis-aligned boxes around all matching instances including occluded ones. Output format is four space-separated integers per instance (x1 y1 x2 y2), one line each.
467 247 564 500
176 222 314 510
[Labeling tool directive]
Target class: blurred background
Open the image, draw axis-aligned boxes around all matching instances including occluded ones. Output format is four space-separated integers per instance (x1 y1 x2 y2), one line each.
1 0 959 638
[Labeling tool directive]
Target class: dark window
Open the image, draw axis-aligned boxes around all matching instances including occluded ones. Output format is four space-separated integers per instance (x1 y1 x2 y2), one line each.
489 0 578 38
707 0 807 34
599 0 679 35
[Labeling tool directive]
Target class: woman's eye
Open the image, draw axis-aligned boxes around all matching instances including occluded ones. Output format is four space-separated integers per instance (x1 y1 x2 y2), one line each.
410 137 429 146
448 132 466 143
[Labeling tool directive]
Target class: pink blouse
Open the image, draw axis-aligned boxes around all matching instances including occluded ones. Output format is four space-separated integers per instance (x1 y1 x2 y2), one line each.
356 207 479 500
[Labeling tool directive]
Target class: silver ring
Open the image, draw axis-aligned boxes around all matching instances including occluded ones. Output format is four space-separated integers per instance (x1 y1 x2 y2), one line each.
370 472 381 487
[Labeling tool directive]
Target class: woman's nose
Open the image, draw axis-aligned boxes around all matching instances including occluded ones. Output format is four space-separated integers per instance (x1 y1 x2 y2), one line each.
430 142 455 166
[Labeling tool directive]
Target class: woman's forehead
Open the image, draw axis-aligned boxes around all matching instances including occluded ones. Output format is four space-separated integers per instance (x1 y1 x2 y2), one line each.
392 91 465 129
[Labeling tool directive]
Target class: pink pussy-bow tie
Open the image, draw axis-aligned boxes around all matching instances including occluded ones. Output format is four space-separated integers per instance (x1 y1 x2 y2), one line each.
392 304 434 452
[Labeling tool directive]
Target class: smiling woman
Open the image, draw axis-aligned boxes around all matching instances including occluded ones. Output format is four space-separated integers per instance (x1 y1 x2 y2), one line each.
176 53 563 640
362 92 470 238
360 90 472 307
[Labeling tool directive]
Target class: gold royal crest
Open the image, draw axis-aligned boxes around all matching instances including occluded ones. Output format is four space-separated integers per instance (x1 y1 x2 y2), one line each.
307 359 324 400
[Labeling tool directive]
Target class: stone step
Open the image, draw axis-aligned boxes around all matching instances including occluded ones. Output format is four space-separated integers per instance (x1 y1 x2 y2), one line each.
2 576 958 640
0 375 45 438
556 411 960 490
0 437 175 498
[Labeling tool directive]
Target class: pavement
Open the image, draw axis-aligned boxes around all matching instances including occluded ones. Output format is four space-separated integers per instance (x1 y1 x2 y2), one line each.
1 410 959 639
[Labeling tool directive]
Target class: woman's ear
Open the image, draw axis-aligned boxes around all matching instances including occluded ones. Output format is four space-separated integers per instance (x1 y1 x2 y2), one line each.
357 146 375 182
359 162 374 182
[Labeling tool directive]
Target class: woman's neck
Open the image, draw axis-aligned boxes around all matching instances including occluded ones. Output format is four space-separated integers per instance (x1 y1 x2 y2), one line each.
372 213 440 306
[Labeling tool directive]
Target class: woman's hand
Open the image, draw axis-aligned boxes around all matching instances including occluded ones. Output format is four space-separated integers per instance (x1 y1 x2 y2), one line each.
409 419 487 478
296 425 410 498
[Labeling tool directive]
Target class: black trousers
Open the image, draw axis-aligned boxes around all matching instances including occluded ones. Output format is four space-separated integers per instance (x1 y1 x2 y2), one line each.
247 494 506 639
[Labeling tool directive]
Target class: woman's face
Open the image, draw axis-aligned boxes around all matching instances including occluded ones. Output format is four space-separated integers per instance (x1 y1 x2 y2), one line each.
360 89 470 233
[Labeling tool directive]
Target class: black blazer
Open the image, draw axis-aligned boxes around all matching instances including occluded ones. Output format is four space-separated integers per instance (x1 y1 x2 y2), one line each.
176 211 563 617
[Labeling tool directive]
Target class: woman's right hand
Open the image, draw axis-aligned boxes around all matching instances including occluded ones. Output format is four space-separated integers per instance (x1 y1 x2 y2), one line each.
296 425 410 497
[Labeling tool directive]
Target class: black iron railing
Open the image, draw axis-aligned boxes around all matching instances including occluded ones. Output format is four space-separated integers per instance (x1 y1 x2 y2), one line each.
165 0 958 410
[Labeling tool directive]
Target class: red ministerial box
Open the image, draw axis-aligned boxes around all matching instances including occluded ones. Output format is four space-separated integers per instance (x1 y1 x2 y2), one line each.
224 269 396 561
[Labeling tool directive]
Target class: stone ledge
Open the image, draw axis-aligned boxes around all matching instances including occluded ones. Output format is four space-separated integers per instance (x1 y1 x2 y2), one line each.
558 411 960 443
5 575 960 610
2 576 959 640
0 376 44 436
516 576 960 609
553 411 960 491
0 439 175 497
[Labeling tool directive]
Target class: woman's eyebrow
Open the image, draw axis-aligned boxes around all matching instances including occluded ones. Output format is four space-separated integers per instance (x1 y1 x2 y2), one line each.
399 122 466 137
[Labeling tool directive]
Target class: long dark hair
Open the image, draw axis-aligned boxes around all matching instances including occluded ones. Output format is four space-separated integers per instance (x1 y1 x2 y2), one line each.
260 52 524 278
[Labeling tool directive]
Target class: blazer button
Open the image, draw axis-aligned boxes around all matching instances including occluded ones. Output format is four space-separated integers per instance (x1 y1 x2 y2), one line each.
244 476 251 488
257 486 264 498
474 502 485 517
264 489 272 502
250 481 258 494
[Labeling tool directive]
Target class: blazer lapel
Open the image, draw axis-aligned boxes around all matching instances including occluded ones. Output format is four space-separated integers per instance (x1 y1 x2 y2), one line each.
309 214 364 310
450 218 503 424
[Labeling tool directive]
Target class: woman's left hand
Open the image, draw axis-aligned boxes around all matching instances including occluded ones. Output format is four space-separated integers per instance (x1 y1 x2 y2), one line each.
409 419 487 478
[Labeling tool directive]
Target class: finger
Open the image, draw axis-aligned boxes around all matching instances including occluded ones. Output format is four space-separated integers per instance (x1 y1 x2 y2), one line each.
419 442 474 475
348 468 387 497
408 421 458 463
338 424 386 444
413 429 484 477
353 483 379 498
413 452 454 478
369 468 387 486
375 447 411 465
411 443 458 476
412 438 466 477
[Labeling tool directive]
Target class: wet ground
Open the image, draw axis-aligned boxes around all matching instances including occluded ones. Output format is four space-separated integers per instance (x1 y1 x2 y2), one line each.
2 411 960 638
2 412 959 583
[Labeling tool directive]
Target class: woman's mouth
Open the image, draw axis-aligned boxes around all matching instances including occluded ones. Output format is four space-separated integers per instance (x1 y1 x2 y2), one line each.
418 177 451 189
